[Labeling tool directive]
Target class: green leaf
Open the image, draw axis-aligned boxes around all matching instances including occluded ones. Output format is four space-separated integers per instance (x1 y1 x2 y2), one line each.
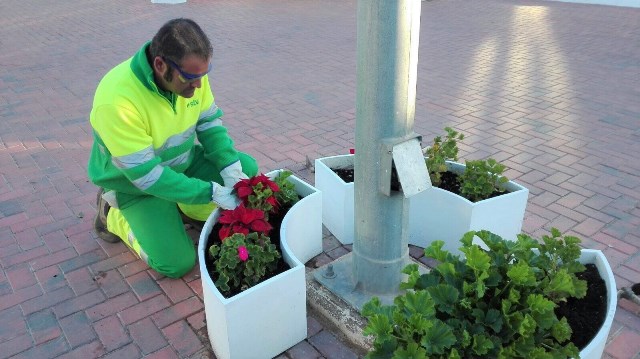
528 347 554 359
518 314 536 337
484 309 503 333
363 297 395 322
402 263 419 275
459 231 476 248
435 262 457 281
558 342 580 358
462 245 491 273
427 284 458 315
424 241 449 262
526 294 556 330
366 335 398 359
572 276 588 299
402 290 436 318
400 264 421 290
506 261 536 286
471 334 494 356
393 342 427 359
511 336 536 357
421 319 456 355
208 245 220 259
215 272 230 293
445 348 462 359
363 314 393 337
414 272 442 290
551 317 572 343
509 288 521 302
545 269 577 298
497 345 517 359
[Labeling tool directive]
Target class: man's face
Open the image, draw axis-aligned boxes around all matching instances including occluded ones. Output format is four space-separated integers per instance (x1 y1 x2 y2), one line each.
155 54 212 98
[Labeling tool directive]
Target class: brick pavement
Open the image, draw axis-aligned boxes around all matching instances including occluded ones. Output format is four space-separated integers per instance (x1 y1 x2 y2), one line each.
0 0 639 358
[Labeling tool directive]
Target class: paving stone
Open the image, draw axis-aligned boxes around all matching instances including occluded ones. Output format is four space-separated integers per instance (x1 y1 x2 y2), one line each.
26 309 63 345
605 328 640 359
129 317 169 355
94 315 131 352
286 340 323 358
161 320 204 358
59 311 98 349
308 330 359 359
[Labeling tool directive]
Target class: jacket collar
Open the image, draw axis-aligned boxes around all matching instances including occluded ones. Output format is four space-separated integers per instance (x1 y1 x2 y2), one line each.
130 41 176 108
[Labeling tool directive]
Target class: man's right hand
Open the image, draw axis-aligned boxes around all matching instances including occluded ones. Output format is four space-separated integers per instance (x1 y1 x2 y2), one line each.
211 182 240 210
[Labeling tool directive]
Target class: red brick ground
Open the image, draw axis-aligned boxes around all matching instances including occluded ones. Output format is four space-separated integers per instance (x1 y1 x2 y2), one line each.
1 0 639 358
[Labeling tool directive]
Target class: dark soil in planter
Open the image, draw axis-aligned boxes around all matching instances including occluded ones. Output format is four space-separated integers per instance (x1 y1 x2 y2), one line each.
204 203 295 299
556 263 608 350
332 167 504 201
332 166 400 192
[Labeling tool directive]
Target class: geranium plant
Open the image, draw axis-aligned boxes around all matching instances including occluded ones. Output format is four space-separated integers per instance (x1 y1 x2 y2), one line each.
459 158 509 202
208 171 301 297
425 126 464 187
362 228 588 358
424 127 510 202
208 232 280 294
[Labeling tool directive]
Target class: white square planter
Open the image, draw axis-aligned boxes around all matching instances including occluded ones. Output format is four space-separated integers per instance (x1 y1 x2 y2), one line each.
315 155 354 244
315 155 529 255
198 171 322 359
408 161 529 255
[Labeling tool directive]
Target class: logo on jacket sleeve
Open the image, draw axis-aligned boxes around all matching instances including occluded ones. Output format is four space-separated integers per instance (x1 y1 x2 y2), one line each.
187 99 200 108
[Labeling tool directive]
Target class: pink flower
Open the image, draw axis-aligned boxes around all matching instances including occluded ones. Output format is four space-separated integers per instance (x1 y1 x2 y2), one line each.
237 246 249 262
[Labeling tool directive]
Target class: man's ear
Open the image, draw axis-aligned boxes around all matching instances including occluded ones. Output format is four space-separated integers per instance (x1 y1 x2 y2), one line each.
153 56 167 75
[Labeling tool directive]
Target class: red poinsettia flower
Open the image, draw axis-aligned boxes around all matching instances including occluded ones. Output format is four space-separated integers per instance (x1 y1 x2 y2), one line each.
266 196 278 207
234 178 254 201
218 204 272 240
233 173 281 214
218 226 232 240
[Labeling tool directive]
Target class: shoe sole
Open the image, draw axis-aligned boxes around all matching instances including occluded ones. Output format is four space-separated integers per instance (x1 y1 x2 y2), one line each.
95 189 120 243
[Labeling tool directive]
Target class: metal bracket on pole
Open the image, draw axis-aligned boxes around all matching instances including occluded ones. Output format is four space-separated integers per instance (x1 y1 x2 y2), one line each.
380 133 432 198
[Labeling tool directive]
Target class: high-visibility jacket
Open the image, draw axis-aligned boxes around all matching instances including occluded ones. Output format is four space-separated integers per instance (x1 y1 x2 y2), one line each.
87 42 239 205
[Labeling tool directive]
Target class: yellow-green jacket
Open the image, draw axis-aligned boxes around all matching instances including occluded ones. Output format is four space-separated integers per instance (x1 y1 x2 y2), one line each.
87 42 238 205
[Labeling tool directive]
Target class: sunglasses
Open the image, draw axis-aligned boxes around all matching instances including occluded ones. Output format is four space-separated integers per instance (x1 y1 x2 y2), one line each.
163 57 213 83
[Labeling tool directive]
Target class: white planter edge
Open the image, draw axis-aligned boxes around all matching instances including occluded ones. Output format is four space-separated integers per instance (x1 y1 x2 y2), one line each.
198 170 322 359
577 249 618 359
315 155 355 244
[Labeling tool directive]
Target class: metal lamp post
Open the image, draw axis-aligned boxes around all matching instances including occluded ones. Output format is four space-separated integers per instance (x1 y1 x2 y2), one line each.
314 0 429 309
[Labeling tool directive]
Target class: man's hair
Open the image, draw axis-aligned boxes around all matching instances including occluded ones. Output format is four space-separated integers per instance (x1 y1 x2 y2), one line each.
150 18 213 64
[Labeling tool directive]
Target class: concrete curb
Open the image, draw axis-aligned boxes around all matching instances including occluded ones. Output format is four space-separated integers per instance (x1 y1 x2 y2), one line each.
305 268 372 356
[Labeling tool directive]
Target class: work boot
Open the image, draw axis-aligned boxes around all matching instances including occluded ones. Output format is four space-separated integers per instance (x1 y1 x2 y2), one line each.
94 189 120 243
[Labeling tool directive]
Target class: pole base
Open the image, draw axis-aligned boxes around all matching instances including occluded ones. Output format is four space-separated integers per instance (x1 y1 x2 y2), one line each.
312 252 427 311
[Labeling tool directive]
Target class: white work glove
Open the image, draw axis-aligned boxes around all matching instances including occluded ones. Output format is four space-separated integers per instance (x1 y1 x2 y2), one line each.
211 182 240 210
220 161 249 188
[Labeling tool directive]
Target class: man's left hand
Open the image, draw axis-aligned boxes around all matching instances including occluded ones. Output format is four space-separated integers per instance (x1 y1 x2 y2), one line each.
220 161 249 188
